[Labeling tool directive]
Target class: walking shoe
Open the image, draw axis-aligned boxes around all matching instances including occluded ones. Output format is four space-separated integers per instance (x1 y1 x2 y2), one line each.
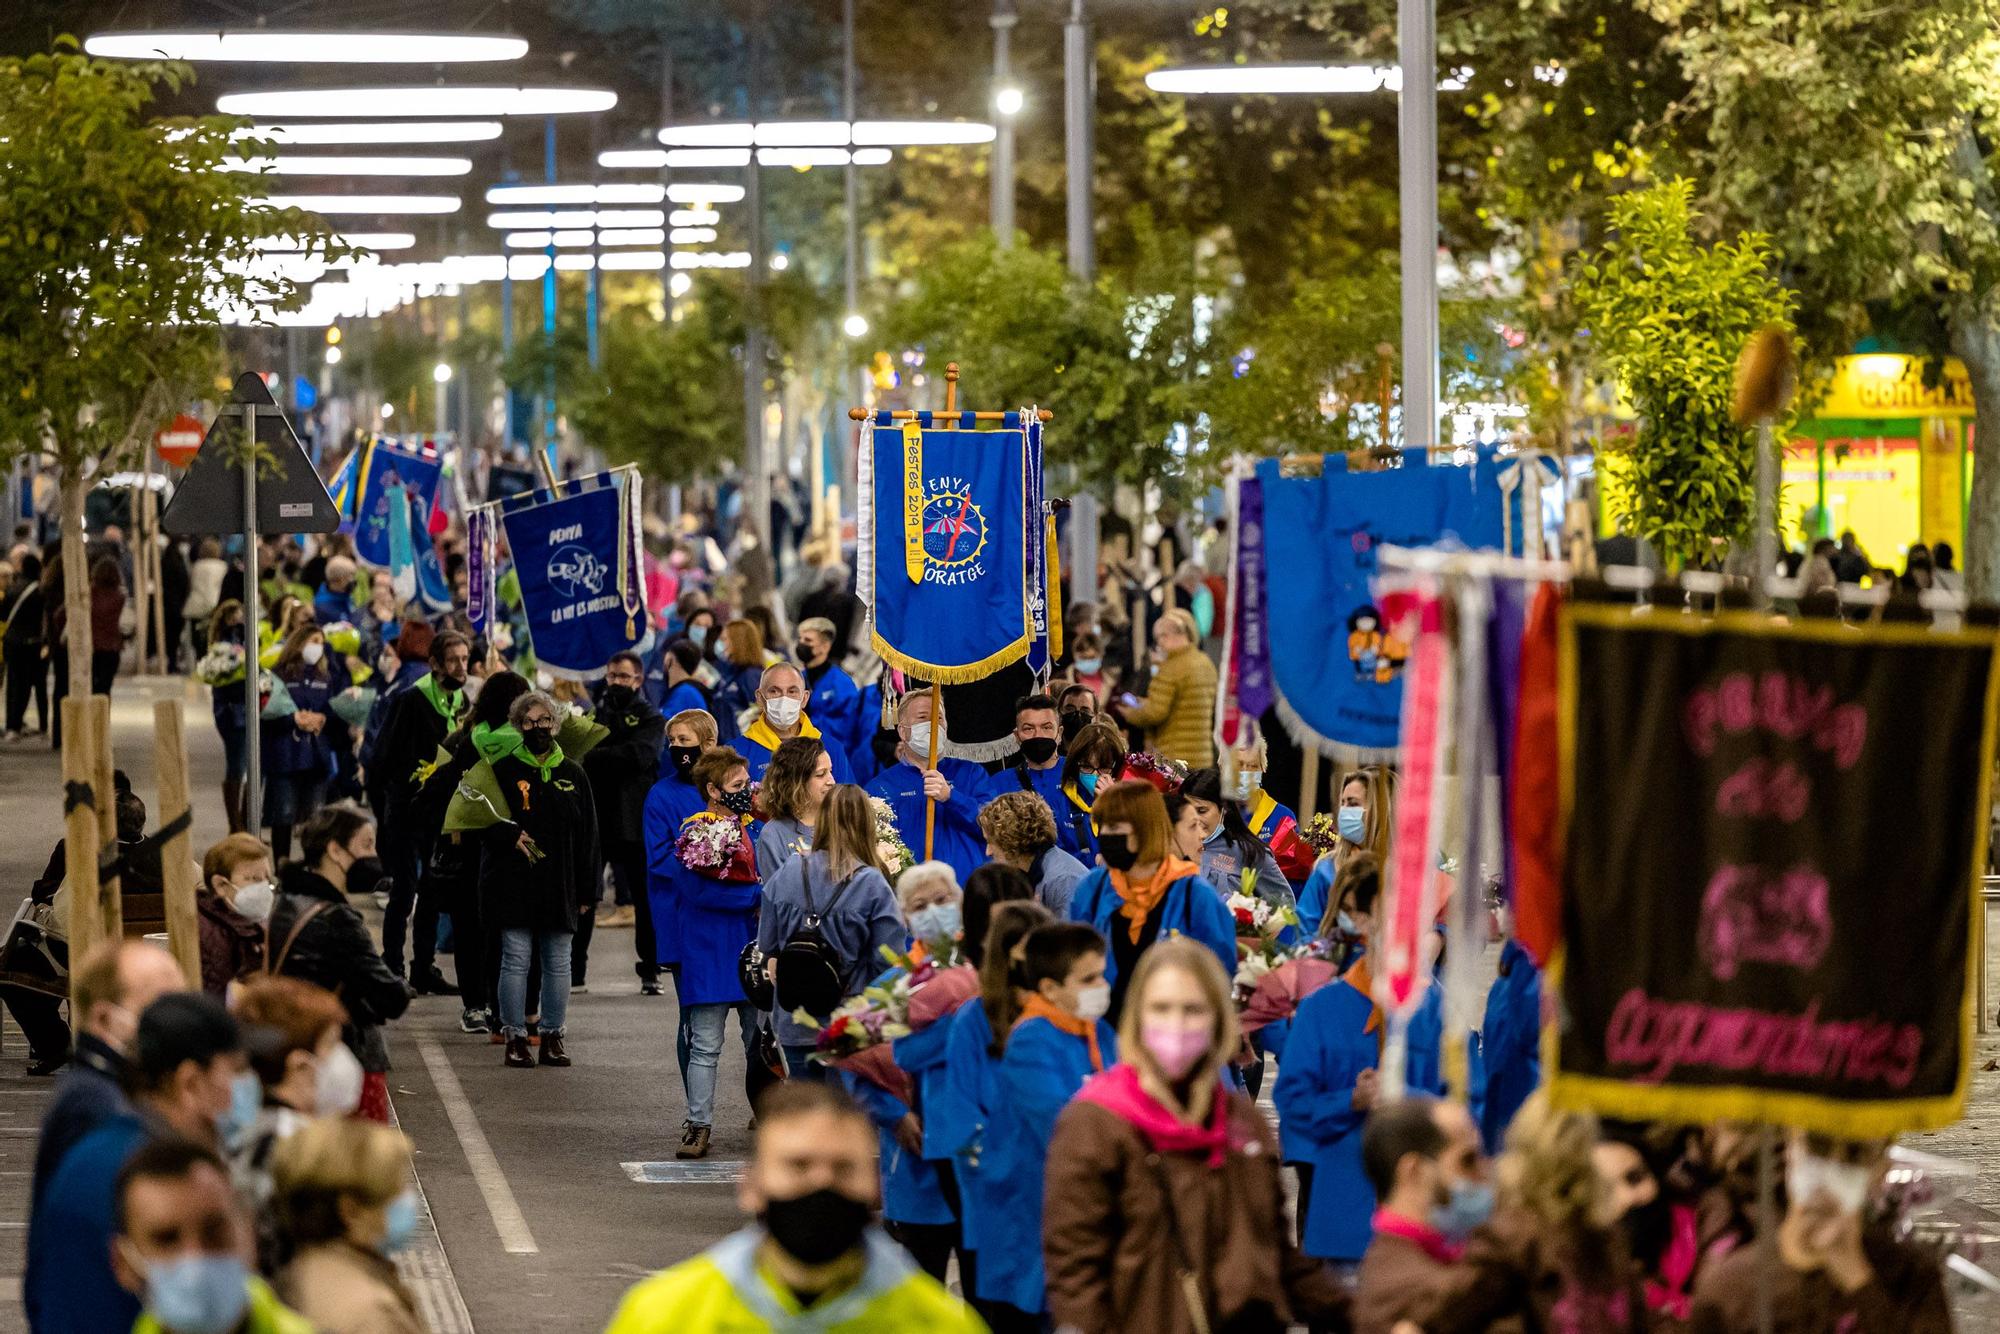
571 982 589 995
537 1034 571 1067
598 905 635 928
640 978 664 997
676 1122 711 1160
488 1029 506 1045
411 966 459 997
504 1036 534 1068
459 1007 489 1034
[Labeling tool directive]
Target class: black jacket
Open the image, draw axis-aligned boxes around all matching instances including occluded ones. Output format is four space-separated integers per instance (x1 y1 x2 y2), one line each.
369 674 462 849
477 753 600 933
29 1035 128 1207
582 693 664 846
4 583 44 650
267 864 410 1070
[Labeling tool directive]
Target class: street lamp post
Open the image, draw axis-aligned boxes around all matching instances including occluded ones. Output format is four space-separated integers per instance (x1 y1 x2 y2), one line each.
742 0 772 557
992 0 1018 247
843 0 869 485
1398 0 1439 455
1064 0 1099 610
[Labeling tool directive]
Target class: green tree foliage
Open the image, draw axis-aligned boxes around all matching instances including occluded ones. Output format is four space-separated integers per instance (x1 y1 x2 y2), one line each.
570 281 748 484
0 42 330 694
1572 181 1793 570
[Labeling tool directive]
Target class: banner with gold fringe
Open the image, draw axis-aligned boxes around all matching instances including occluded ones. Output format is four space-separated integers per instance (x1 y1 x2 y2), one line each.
865 410 1030 684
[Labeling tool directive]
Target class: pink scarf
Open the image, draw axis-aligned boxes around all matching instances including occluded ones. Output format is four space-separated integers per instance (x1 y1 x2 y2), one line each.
1371 1208 1463 1265
1074 1062 1248 1168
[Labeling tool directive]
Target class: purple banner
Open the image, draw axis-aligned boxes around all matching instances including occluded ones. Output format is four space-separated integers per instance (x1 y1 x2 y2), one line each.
1235 476 1272 720
466 507 492 634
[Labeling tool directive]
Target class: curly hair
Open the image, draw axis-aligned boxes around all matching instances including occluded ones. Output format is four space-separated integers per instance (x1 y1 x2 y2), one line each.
760 736 827 823
977 791 1058 858
1499 1093 1609 1234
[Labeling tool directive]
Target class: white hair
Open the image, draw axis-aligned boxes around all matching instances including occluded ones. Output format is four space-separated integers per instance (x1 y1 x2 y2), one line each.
895 860 961 910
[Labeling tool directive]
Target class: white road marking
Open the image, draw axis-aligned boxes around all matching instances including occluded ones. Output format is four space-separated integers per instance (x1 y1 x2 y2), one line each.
416 1037 539 1255
621 1160 746 1184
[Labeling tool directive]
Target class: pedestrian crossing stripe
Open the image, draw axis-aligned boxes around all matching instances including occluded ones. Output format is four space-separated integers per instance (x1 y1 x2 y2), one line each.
622 1160 746 1184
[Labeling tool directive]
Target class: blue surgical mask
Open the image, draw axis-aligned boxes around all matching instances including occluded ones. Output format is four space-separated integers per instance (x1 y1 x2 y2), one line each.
908 902 962 941
1073 657 1103 675
1337 807 1367 844
218 1070 261 1146
1430 1179 1496 1242
380 1190 421 1255
1079 772 1100 797
1336 910 1359 936
139 1253 251 1334
690 624 710 648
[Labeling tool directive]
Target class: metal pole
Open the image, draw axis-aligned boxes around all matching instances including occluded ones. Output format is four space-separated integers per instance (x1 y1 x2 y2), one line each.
843 0 870 456
742 6 771 554
1752 420 1776 608
1397 0 1439 453
659 49 677 320
992 0 1017 247
542 115 559 475
1063 0 1094 280
240 402 260 839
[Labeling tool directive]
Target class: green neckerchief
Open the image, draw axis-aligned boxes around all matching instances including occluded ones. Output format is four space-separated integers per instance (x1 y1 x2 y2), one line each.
415 672 466 724
472 721 564 779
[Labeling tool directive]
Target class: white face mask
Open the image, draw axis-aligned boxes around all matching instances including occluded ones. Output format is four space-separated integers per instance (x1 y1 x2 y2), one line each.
1076 983 1112 1021
906 720 940 757
231 880 275 924
313 1041 365 1118
301 642 325 666
764 696 803 728
1230 771 1260 803
1787 1149 1872 1215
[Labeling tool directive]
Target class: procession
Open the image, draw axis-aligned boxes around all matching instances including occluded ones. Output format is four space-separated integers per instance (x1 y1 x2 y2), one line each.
3 2 1999 1333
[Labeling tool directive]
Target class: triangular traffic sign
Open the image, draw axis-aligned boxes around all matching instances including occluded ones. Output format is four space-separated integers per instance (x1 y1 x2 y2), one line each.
160 373 339 536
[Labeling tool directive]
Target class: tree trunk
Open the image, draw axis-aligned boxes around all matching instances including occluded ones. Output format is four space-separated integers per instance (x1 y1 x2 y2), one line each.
58 468 92 700
1951 316 2000 603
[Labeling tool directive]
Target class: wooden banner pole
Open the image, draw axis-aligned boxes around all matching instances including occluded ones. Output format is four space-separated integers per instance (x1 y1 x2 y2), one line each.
90 695 123 942
60 697 103 1014
153 699 202 988
923 682 941 861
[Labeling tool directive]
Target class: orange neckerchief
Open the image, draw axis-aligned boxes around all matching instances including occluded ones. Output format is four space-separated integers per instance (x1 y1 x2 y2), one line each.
1013 994 1106 1071
1343 954 1385 1040
1110 856 1201 944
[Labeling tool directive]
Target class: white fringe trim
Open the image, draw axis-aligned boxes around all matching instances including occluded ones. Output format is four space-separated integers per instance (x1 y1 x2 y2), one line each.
1273 691 1401 768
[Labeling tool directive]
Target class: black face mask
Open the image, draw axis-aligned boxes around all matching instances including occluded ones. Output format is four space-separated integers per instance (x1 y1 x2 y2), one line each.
762 1188 871 1266
669 744 702 781
602 684 636 710
1018 736 1060 767
719 787 756 816
1098 832 1139 872
522 727 556 755
795 641 819 667
1060 710 1091 744
346 855 384 890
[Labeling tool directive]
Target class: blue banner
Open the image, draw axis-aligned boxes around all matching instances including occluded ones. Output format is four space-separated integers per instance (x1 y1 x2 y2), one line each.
1258 449 1503 756
497 471 648 679
351 441 443 570
866 412 1030 683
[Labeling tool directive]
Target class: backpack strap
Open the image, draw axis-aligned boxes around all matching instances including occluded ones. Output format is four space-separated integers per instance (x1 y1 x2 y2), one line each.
809 865 862 927
265 899 330 977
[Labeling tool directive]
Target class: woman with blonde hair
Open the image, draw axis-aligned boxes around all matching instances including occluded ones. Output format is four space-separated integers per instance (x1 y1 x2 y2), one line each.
1299 765 1398 933
272 1118 430 1334
1043 938 1349 1334
710 617 769 731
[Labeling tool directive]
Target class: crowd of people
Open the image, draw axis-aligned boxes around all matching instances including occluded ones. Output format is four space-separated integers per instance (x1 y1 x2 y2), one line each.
3 515 1965 1334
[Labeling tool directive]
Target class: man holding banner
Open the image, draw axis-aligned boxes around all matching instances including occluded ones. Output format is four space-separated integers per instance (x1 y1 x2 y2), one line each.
864 691 995 885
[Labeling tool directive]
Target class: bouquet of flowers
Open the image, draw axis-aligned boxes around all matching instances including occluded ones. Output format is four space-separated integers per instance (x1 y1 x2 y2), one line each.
194 640 246 687
1228 891 1307 1003
322 620 362 657
1299 812 1342 857
797 966 918 1103
1238 937 1342 1037
1118 751 1186 795
869 796 915 878
675 812 757 883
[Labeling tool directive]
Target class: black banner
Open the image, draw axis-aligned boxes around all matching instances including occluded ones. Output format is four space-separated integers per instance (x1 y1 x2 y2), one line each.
1551 606 1997 1135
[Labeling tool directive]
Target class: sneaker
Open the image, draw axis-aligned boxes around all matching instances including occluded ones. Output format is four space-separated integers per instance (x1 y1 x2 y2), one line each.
459 1008 489 1034
676 1122 711 1160
640 979 664 997
571 982 589 995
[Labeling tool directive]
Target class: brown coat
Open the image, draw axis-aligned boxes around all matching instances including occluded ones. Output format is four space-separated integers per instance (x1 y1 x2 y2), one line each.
277 1239 428 1334
1687 1231 1952 1334
1353 1229 1460 1334
1122 644 1218 768
196 887 263 996
1043 1091 1350 1334
1417 1206 1647 1334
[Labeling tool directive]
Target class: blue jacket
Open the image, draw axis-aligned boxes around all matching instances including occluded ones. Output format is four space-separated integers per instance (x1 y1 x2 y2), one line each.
984 1015 1116 1314
1030 845 1090 918
30 1036 130 1208
1198 833 1300 944
670 821 761 1006
846 1072 954 1227
851 681 885 784
865 758 994 885
942 1002 1016 1261
1052 778 1100 861
804 662 863 760
1406 975 1448 1098
892 1007 975 1164
711 662 764 740
1066 865 1238 996
312 582 351 625
1272 978 1380 1262
659 679 709 720
261 669 336 776
1477 938 1543 1153
1297 855 1338 938
999 761 1067 816
755 852 903 1048
730 717 855 785
25 1112 148 1334
642 771 709 968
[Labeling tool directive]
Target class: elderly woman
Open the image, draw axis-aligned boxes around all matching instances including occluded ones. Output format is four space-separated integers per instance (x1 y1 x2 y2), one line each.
273 1118 430 1334
979 790 1090 917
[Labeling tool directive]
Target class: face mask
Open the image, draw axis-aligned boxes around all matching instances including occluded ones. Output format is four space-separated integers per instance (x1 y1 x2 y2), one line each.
1202 822 1225 846
1788 1149 1872 1214
346 854 384 891
1060 710 1091 744
379 1191 420 1255
765 696 803 728
1073 657 1103 675
1076 983 1112 1021
522 727 556 755
219 1069 261 1144
1336 910 1360 937
1078 772 1100 798
762 1187 872 1266
230 880 274 924
1337 807 1367 844
301 642 325 666
1019 736 1060 767
794 641 818 666
1098 832 1139 872
909 902 962 941
669 744 702 781
602 684 636 710
905 720 938 757
1141 1022 1209 1079
314 1041 365 1118
719 787 756 816
1431 1179 1496 1242
690 624 711 648
137 1253 252 1334
1230 771 1261 803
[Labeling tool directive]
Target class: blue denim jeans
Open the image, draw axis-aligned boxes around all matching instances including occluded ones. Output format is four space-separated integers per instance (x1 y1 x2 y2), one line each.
782 1044 829 1083
499 929 572 1038
681 1002 760 1127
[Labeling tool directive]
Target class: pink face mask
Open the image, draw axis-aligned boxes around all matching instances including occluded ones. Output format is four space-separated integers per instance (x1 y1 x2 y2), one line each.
1141 1023 1209 1079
